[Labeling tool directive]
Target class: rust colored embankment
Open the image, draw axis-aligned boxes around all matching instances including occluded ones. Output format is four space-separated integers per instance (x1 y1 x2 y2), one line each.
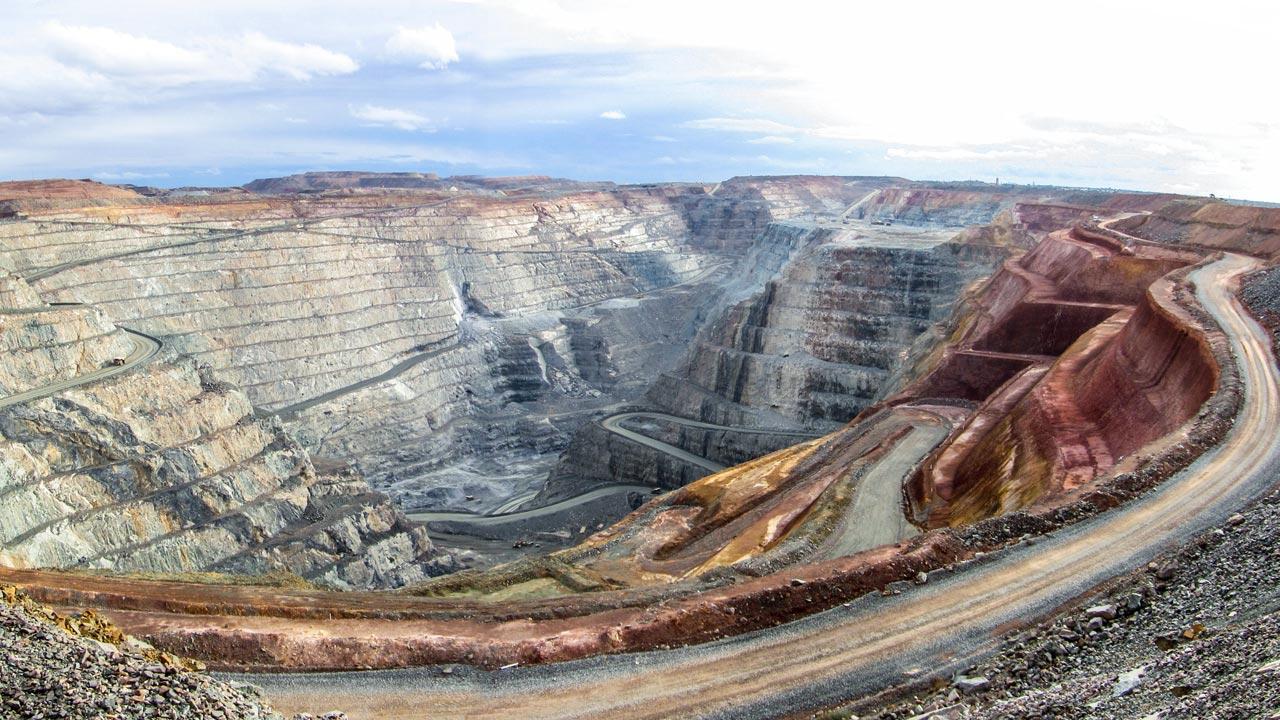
902 227 1214 527
0 531 964 671
1114 199 1280 259
937 277 1216 526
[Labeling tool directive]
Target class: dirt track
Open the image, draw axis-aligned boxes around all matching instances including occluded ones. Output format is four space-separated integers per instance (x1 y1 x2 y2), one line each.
241 253 1278 719
0 327 160 409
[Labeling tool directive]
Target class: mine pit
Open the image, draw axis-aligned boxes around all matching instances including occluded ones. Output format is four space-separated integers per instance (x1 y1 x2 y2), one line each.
1 173 1278 719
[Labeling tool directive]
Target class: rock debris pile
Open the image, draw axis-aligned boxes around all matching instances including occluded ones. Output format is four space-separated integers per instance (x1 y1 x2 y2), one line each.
858 487 1280 719
0 585 284 720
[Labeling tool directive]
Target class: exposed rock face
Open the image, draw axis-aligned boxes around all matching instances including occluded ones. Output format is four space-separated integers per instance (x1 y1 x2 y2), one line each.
1113 198 1280 259
0 179 145 214
0 282 135 396
548 220 1008 499
0 187 737 510
656 228 1006 424
242 171 609 196
3 175 1271 702
850 187 1013 227
900 226 1214 526
0 585 286 720
0 176 914 514
0 176 1220 549
0 270 454 589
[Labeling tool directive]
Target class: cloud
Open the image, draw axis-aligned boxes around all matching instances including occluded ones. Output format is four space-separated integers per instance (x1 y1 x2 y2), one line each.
885 146 1052 162
235 32 358 80
747 135 794 145
0 53 104 113
35 22 358 92
45 22 209 79
1 3 1277 200
385 24 459 69
682 117 801 134
600 110 626 120
650 135 677 142
93 170 171 180
349 104 432 131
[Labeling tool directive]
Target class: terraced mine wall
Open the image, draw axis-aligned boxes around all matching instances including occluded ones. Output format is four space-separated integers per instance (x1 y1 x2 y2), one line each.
0 186 745 511
1112 198 1280 259
0 249 1245 673
3 179 1269 681
541 421 711 500
615 418 806 469
902 229 1214 527
547 223 1009 500
0 177 1196 535
851 187 1014 226
0 275 135 394
0 176 926 514
0 176 1033 521
653 232 1008 426
0 276 454 588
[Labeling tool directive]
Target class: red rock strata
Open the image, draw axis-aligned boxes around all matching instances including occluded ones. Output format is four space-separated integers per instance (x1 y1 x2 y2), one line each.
1114 199 1280 259
0 530 965 670
900 225 1216 527
0 212 1241 672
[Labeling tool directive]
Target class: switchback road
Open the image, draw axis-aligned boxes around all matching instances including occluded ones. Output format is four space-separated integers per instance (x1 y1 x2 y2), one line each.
245 252 1280 719
405 484 655 526
0 328 160 410
600 411 822 474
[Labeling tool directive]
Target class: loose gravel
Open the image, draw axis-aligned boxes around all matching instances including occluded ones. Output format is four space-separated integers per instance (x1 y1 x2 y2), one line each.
849 484 1280 720
0 586 321 720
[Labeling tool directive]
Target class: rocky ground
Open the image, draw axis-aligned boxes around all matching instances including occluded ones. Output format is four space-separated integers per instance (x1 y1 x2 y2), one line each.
0 585 349 720
840 483 1280 720
1243 265 1280 353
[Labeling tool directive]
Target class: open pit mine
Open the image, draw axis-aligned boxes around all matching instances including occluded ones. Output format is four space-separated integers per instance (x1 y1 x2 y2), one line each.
2 173 1279 719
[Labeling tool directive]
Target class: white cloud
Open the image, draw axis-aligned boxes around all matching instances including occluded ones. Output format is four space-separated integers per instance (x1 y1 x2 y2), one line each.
0 53 104 112
600 110 626 120
747 135 794 145
385 24 459 69
650 135 677 142
349 104 432 131
682 117 801 135
235 32 358 80
45 22 209 79
1 2 1278 199
886 146 1052 162
29 22 358 95
93 170 171 180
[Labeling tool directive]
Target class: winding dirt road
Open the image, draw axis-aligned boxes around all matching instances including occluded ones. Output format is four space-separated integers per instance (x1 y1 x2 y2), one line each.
405 484 655 526
600 411 822 474
0 327 160 409
243 252 1280 719
408 412 819 534
24 199 461 283
816 406 952 558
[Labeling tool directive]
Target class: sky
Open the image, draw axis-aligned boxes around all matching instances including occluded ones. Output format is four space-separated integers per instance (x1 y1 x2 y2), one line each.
1 0 1277 200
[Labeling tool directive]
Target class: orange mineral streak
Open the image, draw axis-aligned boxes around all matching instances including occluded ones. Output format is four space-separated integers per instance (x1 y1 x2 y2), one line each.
0 199 1241 677
900 222 1219 528
1114 198 1280 259
0 179 144 206
0 526 964 671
